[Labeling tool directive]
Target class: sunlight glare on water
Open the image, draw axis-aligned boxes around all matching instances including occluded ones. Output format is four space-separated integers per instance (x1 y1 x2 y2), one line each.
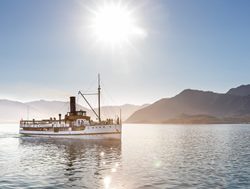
0 124 250 188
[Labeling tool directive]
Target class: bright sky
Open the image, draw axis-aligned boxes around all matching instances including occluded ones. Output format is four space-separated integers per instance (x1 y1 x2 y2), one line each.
0 0 250 105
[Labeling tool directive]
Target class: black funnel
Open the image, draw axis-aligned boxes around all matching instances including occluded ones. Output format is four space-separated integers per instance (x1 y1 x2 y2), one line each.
70 96 76 114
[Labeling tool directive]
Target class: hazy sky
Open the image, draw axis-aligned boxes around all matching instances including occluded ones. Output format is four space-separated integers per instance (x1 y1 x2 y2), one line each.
0 0 250 105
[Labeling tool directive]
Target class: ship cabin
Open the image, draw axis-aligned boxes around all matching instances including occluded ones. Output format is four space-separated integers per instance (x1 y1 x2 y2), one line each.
20 96 91 131
64 96 91 126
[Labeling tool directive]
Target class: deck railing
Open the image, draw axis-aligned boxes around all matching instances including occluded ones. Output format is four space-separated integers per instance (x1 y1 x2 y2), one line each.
20 119 67 128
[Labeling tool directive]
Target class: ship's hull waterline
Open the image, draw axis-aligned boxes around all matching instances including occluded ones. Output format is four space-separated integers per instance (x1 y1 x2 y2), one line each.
20 125 122 140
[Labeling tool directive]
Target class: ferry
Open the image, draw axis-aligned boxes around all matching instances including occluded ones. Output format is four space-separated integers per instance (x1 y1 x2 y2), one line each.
19 75 122 140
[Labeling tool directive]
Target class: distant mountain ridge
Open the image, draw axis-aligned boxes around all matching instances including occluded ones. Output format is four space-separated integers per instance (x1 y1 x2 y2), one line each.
227 84 250 96
126 85 250 124
0 99 147 123
2 84 250 124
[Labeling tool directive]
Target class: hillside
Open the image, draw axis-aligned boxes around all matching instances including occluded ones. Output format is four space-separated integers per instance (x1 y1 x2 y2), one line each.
126 85 250 124
0 100 146 123
227 84 250 96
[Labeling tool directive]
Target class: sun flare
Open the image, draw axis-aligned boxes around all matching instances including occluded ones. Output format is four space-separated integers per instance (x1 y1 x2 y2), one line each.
89 2 146 48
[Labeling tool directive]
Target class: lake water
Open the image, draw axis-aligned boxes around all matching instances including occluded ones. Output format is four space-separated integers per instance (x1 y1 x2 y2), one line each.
0 124 250 189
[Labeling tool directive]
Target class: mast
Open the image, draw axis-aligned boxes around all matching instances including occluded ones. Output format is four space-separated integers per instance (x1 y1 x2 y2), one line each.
98 74 101 123
78 74 101 122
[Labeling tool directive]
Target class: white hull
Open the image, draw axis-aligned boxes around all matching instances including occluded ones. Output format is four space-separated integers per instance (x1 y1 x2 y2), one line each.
20 124 122 140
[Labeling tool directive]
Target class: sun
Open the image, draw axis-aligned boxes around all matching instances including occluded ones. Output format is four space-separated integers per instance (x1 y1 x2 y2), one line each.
89 2 146 48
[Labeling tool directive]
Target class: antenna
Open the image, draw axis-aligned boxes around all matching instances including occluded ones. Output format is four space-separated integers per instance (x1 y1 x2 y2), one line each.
98 73 101 123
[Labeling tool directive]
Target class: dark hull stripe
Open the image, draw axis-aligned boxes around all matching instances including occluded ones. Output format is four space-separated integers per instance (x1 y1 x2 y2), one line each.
20 132 121 136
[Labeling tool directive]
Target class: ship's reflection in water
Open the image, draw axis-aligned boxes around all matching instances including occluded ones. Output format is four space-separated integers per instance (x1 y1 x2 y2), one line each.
19 137 121 188
2 124 249 188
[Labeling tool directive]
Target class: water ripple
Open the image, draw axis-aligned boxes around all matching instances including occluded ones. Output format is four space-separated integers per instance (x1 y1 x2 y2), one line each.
0 124 250 188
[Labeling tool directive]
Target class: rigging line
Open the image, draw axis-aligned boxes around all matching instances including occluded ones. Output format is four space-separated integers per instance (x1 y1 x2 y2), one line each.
57 100 69 114
100 93 109 119
101 81 119 106
101 81 119 105
77 93 93 114
80 93 98 95
80 76 98 94
78 91 99 120
103 95 116 119
25 104 49 118
76 95 87 111
100 80 120 119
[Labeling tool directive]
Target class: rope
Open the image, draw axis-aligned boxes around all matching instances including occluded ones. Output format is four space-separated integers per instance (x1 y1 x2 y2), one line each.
100 79 120 120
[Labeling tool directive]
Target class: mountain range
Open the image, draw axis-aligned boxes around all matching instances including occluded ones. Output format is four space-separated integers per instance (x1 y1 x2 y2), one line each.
126 85 250 124
2 84 250 124
0 99 147 123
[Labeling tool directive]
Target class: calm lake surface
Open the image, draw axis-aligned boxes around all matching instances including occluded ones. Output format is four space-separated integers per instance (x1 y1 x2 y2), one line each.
0 124 250 189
